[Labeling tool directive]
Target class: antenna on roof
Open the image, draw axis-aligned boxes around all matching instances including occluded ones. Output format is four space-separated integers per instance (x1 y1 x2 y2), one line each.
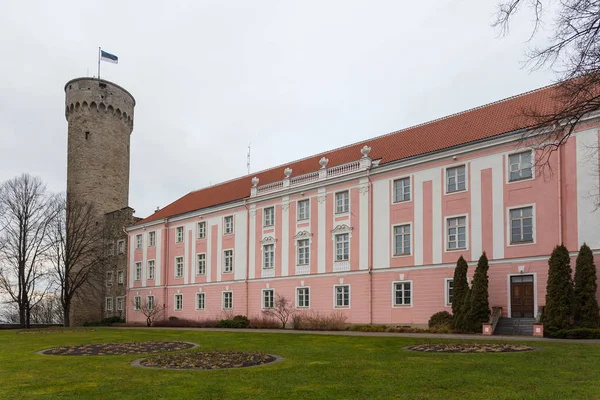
246 142 251 175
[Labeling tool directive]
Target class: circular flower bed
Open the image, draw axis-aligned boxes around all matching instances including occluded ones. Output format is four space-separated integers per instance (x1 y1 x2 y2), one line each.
39 341 197 356
133 351 281 370
405 343 534 353
18 329 95 334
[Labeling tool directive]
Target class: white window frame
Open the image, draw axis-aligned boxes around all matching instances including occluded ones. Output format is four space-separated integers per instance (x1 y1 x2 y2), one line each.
134 296 141 311
445 214 469 252
175 256 184 278
148 231 156 247
146 295 155 311
196 292 205 310
263 206 275 227
445 278 454 306
105 297 113 311
334 284 350 308
135 234 142 249
444 164 468 194
297 238 310 266
334 233 350 262
263 244 275 269
224 215 234 235
223 249 234 273
262 289 274 309
506 204 536 246
507 150 535 183
117 270 124 285
296 287 310 308
334 190 350 214
106 271 113 287
116 296 124 311
117 240 125 255
392 223 412 257
174 294 183 311
297 199 310 220
392 280 413 307
222 291 233 310
197 221 206 239
392 176 411 203
175 226 184 243
135 262 142 281
147 259 155 280
196 253 206 275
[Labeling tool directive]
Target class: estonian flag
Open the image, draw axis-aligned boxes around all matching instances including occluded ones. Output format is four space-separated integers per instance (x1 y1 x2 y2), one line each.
100 50 118 64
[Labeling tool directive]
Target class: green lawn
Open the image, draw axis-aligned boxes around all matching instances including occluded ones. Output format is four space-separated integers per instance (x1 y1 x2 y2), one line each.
1 328 599 399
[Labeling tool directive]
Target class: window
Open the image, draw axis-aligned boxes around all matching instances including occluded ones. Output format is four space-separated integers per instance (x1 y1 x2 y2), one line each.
135 234 142 249
197 253 206 275
147 295 155 311
446 279 454 305
175 256 184 278
224 250 233 273
106 242 114 256
447 216 467 250
134 296 141 311
263 244 274 269
116 297 124 311
297 287 310 308
174 294 183 311
264 207 275 227
263 289 274 309
106 297 113 311
135 262 141 281
224 216 234 234
335 285 350 308
117 240 125 255
148 231 156 247
393 177 411 202
446 166 466 193
176 227 184 243
393 224 411 256
335 191 349 214
106 271 113 287
196 293 205 310
297 239 310 265
297 199 310 220
197 221 206 239
394 281 412 306
510 206 534 243
335 233 349 261
147 260 155 280
222 291 233 310
117 271 124 285
509 151 533 182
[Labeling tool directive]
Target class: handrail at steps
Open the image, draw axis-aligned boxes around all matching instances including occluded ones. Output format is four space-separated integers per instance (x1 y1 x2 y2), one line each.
489 307 502 334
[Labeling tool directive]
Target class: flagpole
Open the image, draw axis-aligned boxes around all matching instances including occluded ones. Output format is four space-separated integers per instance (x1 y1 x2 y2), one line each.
97 47 101 79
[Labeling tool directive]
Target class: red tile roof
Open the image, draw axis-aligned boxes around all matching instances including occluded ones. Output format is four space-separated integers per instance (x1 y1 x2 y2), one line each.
137 83 564 225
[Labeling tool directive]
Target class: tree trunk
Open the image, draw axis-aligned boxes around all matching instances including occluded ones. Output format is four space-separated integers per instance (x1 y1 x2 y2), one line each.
63 303 71 327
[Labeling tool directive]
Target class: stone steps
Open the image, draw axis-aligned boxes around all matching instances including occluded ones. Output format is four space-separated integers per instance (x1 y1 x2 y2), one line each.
494 317 535 336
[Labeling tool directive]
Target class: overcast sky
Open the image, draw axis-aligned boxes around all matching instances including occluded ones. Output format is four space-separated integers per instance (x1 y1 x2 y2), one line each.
0 0 555 219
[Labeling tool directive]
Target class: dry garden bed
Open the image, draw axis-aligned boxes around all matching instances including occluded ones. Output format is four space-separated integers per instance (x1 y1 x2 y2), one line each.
18 329 95 334
405 343 534 353
133 350 280 370
39 341 196 356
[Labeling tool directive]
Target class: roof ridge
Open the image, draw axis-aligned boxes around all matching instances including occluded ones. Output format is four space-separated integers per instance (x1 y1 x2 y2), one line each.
188 80 558 195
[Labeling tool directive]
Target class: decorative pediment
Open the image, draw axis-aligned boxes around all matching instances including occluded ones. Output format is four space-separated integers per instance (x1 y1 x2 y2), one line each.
331 224 353 237
294 230 313 240
261 236 277 245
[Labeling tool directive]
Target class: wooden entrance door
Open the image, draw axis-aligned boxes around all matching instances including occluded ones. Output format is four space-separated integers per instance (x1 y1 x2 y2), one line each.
511 275 534 318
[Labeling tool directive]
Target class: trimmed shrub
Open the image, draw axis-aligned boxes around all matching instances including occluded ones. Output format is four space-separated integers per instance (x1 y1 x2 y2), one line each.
428 311 454 330
216 315 250 329
83 316 125 326
545 244 574 331
292 311 347 331
573 243 600 328
452 256 470 332
545 328 600 339
153 318 219 328
248 315 281 329
347 324 388 332
467 252 490 332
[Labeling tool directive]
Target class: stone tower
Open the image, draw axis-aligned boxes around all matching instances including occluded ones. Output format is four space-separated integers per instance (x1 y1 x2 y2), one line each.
64 78 136 324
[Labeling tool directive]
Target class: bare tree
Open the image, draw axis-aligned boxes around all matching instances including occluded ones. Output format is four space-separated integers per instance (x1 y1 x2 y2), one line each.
494 1 600 173
135 298 165 327
29 293 63 324
47 195 104 327
262 294 294 328
0 174 56 328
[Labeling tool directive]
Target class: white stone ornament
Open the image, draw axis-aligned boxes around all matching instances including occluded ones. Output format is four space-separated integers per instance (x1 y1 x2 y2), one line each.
319 157 329 169
251 177 259 187
284 168 293 178
361 145 371 158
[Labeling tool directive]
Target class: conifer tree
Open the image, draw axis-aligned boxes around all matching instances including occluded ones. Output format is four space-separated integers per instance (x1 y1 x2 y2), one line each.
456 287 472 332
467 252 491 331
545 244 574 331
573 243 600 328
452 256 469 319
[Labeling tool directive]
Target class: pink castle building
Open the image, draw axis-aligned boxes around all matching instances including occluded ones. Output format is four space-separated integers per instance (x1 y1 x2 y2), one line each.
124 83 600 330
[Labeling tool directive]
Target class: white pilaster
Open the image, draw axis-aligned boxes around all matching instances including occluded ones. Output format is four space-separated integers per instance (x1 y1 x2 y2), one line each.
234 210 247 280
128 234 135 289
492 156 504 259
249 206 256 279
216 220 222 282
155 229 162 286
142 232 147 287
206 221 213 283
432 171 442 264
317 188 326 273
359 178 369 270
372 179 389 268
281 196 290 276
577 128 600 249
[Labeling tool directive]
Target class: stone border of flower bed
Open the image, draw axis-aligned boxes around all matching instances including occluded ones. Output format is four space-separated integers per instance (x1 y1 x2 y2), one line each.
403 343 537 353
131 351 285 370
37 341 199 356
